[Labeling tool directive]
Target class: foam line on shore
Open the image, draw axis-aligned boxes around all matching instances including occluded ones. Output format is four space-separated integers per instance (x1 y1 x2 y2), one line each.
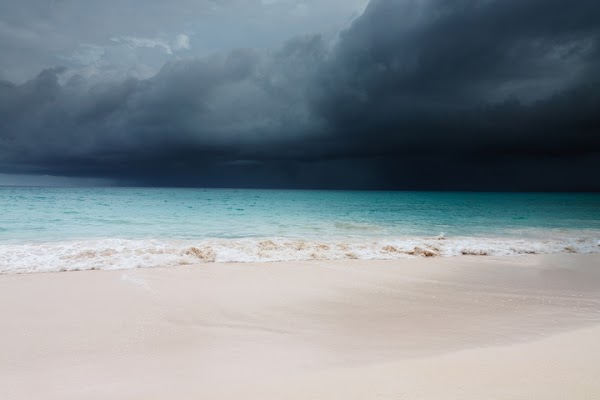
1 234 599 274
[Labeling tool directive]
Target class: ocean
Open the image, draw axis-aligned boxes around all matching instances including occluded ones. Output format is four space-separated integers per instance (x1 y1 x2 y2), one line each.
1 187 599 273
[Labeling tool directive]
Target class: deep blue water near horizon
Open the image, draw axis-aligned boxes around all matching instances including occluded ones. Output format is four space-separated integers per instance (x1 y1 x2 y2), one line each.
1 187 599 273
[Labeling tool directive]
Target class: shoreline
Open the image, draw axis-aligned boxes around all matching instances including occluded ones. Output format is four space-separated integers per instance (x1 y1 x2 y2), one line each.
2 254 600 399
2 234 599 274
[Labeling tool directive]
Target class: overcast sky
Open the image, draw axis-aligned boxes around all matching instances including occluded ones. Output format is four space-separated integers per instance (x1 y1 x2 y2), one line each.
1 0 599 190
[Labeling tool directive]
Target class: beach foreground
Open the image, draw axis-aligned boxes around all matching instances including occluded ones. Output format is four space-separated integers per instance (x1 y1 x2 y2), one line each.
1 254 599 399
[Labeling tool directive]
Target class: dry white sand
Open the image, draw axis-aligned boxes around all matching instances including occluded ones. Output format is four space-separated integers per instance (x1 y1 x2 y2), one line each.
1 254 599 399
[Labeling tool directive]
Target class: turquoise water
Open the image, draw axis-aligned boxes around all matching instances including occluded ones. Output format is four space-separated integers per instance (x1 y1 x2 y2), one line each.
1 188 599 273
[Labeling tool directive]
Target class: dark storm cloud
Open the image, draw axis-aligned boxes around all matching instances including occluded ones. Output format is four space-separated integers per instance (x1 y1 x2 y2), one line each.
0 38 327 182
1 0 599 190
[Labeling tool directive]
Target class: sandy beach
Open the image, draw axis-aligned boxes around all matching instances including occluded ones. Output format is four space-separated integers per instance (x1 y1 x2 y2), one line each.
1 254 599 399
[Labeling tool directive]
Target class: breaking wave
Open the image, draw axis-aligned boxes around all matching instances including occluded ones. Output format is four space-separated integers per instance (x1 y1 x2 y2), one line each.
1 235 599 274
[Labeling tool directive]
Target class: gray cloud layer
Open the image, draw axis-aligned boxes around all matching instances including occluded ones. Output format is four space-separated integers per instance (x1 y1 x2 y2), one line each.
0 0 366 83
1 0 599 190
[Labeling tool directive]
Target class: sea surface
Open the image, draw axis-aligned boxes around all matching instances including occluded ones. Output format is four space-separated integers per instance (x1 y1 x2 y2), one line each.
1 187 599 273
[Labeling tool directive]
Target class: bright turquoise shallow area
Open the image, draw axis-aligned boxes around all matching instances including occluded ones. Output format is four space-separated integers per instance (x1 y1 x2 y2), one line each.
1 187 599 243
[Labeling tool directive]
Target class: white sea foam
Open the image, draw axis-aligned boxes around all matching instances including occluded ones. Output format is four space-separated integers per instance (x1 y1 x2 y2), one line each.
1 234 599 274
